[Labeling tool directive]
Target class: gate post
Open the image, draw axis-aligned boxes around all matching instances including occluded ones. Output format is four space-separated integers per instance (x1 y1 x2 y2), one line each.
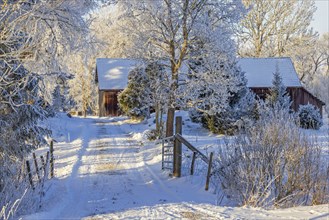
173 116 182 177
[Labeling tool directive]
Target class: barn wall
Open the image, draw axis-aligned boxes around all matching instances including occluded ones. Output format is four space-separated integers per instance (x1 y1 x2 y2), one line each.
98 89 123 117
292 88 324 116
99 90 105 117
250 87 324 116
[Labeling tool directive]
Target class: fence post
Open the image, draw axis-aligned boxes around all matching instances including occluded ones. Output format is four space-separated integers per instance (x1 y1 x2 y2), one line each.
50 141 54 178
33 153 41 182
46 151 50 178
205 152 214 191
173 116 182 177
26 160 34 189
190 152 197 175
162 139 164 170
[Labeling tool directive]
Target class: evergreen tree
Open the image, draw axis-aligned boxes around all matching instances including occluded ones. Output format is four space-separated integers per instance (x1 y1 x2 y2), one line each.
118 66 152 119
266 65 291 110
118 61 169 137
186 60 257 134
52 85 65 112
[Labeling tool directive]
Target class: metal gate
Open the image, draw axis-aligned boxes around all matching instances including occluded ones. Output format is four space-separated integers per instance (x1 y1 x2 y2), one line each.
161 136 174 171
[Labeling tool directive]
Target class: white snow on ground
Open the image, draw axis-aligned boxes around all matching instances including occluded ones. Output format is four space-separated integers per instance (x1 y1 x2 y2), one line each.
21 112 329 219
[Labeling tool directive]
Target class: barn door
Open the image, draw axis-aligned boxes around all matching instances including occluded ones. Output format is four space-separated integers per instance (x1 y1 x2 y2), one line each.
104 92 119 116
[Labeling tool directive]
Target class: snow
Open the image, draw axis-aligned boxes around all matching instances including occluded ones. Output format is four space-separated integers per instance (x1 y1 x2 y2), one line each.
238 57 302 88
20 112 328 219
96 58 142 90
96 58 189 90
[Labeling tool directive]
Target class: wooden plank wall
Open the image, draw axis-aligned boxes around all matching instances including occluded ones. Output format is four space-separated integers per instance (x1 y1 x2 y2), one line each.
98 90 122 117
250 87 324 116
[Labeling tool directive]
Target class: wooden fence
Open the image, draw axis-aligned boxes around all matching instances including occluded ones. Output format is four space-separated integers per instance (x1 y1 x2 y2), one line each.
162 116 214 191
25 140 55 189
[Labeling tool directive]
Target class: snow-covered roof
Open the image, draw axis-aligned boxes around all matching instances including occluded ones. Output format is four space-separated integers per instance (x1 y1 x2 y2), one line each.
96 57 302 90
96 58 142 90
96 58 188 90
238 57 302 88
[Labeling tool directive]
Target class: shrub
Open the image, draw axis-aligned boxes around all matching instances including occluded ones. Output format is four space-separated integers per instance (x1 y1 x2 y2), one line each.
142 129 158 141
188 108 203 123
298 104 323 130
213 105 328 208
203 113 237 135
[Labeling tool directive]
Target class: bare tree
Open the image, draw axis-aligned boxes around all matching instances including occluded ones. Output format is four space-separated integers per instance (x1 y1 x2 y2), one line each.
238 0 316 57
292 33 329 83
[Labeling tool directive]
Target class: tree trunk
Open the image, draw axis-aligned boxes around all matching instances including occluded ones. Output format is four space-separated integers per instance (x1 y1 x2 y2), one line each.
155 103 160 134
166 72 178 137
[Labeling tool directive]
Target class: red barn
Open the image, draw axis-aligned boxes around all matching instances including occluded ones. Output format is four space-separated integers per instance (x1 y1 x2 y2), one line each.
96 57 325 117
95 58 142 116
238 57 325 115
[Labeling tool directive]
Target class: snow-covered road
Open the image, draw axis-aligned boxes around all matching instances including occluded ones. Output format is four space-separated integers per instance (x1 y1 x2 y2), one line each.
23 116 329 219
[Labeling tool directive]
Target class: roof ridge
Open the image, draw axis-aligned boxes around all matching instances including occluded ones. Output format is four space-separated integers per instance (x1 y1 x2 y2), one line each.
96 57 139 60
239 57 291 59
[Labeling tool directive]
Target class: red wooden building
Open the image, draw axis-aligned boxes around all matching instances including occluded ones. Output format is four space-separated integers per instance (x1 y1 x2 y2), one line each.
96 57 325 117
95 58 141 116
238 57 325 115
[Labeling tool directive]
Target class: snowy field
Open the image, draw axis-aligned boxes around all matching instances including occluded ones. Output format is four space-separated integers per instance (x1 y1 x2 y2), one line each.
21 112 329 219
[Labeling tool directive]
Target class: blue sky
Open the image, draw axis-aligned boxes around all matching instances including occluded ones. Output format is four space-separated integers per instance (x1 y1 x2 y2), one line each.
312 0 329 34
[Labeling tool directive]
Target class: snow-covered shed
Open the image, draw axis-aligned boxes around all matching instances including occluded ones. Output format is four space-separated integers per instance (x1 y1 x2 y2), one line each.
238 57 324 115
95 58 142 116
96 57 324 117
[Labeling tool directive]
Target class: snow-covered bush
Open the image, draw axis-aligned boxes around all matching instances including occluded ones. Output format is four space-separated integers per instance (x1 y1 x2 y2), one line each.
213 104 328 208
118 66 152 119
142 129 158 141
298 104 323 129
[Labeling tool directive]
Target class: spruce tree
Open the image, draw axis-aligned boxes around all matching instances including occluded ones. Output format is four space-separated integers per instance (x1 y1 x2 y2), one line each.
118 66 152 119
52 85 65 112
267 65 291 110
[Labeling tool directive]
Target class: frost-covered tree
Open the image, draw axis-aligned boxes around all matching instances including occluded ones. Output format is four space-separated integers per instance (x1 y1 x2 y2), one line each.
185 59 257 134
145 61 170 136
300 33 329 114
0 0 95 216
89 4 143 59
52 85 65 112
118 66 152 119
266 65 291 110
298 104 323 130
119 61 169 136
115 0 245 136
238 0 316 57
175 8 256 134
0 60 51 216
